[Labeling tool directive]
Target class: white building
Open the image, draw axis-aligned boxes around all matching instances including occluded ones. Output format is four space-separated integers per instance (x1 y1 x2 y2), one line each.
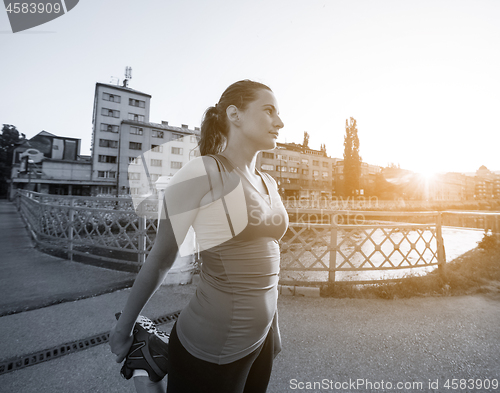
91 82 152 195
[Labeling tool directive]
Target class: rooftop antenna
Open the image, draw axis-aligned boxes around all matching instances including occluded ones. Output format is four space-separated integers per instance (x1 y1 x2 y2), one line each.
123 66 132 87
110 76 120 85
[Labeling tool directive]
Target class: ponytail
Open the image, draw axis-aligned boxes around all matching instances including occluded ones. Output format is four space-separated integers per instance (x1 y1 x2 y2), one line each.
198 79 272 156
199 105 226 156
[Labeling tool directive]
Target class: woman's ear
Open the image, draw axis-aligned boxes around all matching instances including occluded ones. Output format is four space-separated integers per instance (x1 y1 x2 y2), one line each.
226 105 240 124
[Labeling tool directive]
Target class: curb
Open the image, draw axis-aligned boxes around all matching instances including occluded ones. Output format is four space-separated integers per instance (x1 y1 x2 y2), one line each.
278 284 321 297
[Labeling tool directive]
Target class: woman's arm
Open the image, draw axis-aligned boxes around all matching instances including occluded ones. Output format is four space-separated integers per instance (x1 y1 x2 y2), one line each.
109 214 180 362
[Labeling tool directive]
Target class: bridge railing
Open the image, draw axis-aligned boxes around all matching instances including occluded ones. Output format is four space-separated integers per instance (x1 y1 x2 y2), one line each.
280 211 446 286
16 190 157 271
16 191 499 284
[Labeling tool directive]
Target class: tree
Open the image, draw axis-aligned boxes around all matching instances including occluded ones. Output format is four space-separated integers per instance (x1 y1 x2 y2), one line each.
0 125 26 198
343 117 361 196
302 131 309 149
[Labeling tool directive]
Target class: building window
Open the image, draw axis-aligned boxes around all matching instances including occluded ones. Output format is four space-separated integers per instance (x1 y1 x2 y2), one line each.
323 162 329 168
128 113 145 122
313 160 319 166
262 152 274 159
152 130 164 138
129 157 140 164
171 147 183 155
103 93 121 103
99 139 118 148
98 155 117 163
151 145 162 153
322 171 329 178
129 142 142 150
171 133 183 141
277 154 287 160
151 159 162 167
302 169 309 175
128 173 140 180
129 98 146 108
102 108 120 118
130 126 143 135
190 135 198 143
313 170 319 177
100 124 119 133
150 174 160 182
261 164 274 171
171 161 183 169
276 165 287 172
98 170 116 178
289 167 298 173
129 188 140 195
301 159 309 165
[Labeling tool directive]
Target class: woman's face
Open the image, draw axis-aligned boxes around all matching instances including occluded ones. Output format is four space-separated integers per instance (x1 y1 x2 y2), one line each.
235 89 284 151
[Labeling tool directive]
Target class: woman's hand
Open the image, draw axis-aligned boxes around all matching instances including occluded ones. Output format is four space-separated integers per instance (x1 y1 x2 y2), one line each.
272 325 282 358
109 323 134 363
271 310 282 358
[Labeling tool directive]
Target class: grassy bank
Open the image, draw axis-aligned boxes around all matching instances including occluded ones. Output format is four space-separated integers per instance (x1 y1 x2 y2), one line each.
323 233 500 299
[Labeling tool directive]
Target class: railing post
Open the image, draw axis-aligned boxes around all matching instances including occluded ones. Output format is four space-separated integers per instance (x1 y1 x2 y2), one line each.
68 198 75 261
329 213 337 284
138 216 146 265
436 212 446 279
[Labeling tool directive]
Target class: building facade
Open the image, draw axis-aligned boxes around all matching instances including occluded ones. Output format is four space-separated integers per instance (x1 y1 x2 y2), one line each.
9 131 92 198
91 82 152 195
256 142 381 200
90 82 199 195
120 120 200 196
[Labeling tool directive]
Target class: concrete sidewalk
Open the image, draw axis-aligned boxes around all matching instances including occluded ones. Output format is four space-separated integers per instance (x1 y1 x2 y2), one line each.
1 200 499 392
0 201 136 316
0 289 499 393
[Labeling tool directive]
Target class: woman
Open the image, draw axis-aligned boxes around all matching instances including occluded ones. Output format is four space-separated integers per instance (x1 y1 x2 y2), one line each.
110 79 288 393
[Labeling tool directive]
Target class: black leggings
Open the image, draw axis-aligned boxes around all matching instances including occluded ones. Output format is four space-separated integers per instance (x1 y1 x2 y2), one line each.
167 323 274 393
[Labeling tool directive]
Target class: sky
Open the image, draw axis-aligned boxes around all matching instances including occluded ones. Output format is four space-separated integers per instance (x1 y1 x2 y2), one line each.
1 0 499 175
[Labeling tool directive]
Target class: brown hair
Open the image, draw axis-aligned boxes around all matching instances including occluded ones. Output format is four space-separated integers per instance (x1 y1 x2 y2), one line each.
199 80 272 156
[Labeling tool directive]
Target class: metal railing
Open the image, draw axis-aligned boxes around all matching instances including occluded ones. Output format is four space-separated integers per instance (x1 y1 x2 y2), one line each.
16 190 157 271
16 191 499 284
280 211 446 286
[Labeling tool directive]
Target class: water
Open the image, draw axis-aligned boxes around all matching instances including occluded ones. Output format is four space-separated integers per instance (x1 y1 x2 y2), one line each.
280 227 485 283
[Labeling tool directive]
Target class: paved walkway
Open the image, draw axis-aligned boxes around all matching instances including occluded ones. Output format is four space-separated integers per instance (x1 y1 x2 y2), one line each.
0 201 136 316
0 200 499 392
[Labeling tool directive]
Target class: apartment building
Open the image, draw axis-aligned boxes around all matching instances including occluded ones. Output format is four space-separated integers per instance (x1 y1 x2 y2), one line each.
91 82 152 195
255 142 381 200
121 120 200 196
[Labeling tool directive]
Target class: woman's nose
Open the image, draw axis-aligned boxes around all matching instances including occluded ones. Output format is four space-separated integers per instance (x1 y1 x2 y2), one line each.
275 115 284 129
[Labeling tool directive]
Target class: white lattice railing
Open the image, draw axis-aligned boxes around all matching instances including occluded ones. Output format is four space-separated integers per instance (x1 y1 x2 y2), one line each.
279 211 447 286
16 190 158 271
16 191 499 283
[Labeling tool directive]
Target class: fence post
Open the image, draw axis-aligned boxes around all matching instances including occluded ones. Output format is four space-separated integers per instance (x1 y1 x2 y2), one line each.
436 212 446 278
68 198 75 261
138 216 146 265
329 214 338 284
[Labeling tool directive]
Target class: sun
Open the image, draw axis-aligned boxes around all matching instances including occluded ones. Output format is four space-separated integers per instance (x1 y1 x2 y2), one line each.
419 170 436 181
